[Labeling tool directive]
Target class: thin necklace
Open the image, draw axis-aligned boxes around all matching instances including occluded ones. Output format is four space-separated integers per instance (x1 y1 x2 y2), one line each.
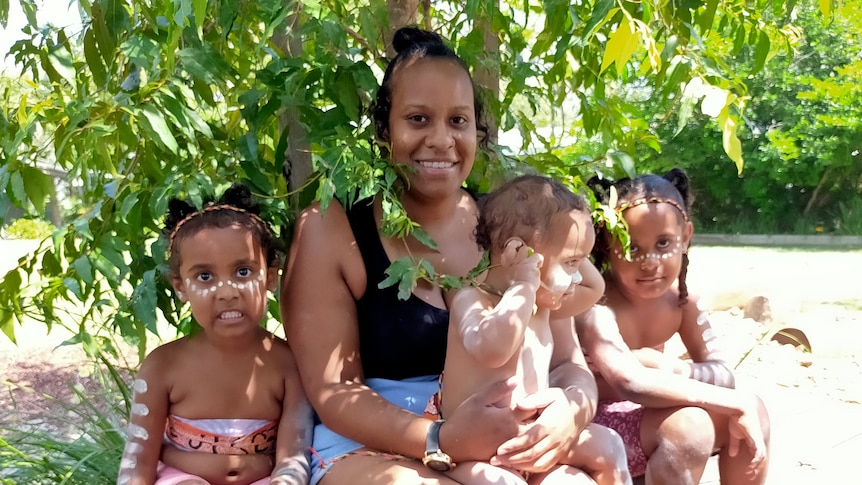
477 282 505 297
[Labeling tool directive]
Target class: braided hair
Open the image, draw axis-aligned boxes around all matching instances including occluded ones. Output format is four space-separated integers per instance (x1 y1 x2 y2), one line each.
162 184 284 277
589 168 693 304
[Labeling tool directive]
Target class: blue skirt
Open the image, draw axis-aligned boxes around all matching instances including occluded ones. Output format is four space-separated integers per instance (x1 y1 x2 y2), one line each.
309 376 438 485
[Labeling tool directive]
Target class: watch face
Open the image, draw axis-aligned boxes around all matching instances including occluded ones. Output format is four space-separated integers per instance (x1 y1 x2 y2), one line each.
425 458 452 472
423 453 453 472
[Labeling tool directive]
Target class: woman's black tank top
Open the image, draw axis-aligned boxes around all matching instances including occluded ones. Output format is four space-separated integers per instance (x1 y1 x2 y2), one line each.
345 199 449 380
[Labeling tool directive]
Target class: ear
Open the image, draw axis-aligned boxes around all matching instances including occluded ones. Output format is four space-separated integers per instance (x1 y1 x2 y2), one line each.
504 237 526 252
266 265 279 292
682 221 694 251
171 276 187 302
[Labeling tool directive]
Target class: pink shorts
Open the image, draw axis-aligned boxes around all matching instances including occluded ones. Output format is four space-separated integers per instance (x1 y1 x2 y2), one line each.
592 400 648 477
155 461 270 485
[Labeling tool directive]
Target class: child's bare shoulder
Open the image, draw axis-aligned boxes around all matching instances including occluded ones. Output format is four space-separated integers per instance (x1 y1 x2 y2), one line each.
262 331 299 368
137 337 192 380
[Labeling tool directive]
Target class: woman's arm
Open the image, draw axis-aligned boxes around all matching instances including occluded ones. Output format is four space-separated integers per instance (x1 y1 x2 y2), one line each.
271 348 313 485
281 203 516 461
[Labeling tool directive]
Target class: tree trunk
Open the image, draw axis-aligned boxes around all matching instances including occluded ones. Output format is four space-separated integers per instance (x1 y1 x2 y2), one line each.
273 2 312 210
386 0 420 57
473 2 500 145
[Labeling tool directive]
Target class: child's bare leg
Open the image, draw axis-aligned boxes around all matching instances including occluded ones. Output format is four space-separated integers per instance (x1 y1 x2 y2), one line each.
640 406 713 485
527 464 597 485
564 423 632 485
715 396 771 485
445 460 528 485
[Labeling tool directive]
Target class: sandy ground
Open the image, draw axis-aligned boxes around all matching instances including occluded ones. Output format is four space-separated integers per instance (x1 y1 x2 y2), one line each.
1 240 860 483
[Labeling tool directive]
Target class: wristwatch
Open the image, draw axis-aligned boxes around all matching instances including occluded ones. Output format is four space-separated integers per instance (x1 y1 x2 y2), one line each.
422 419 455 471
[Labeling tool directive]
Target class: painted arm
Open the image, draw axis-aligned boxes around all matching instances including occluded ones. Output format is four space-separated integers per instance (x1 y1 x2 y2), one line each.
677 296 736 388
577 305 747 413
270 348 313 485
117 349 171 485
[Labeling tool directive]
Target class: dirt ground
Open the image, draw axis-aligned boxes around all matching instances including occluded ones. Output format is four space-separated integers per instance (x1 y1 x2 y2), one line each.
1 240 860 483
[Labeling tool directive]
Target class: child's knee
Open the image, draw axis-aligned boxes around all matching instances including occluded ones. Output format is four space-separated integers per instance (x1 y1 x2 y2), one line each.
571 424 628 470
656 407 715 457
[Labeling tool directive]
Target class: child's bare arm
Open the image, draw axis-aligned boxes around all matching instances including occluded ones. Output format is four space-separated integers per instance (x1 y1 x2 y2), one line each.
452 285 536 368
117 347 172 485
677 296 736 388
271 347 313 485
550 259 604 320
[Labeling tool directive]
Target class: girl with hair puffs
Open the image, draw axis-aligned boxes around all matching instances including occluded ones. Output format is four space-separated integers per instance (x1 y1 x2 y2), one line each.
576 169 771 484
117 184 311 485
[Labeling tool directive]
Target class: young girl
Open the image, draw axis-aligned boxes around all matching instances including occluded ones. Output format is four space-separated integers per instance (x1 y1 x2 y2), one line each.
117 184 311 485
433 175 631 485
578 169 770 484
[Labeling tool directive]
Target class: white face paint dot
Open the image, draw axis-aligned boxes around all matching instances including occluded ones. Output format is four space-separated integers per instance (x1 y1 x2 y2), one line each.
131 403 149 416
132 379 148 394
127 423 149 440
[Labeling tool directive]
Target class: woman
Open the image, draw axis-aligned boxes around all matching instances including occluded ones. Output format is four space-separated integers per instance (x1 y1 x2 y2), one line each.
281 27 600 485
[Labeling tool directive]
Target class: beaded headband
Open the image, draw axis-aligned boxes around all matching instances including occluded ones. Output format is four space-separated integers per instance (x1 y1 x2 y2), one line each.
168 204 267 253
617 197 689 222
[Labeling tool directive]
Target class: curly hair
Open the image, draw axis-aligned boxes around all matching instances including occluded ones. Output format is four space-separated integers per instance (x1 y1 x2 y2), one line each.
476 175 589 253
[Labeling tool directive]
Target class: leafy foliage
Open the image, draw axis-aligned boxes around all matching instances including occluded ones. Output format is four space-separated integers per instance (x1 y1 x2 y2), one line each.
0 0 796 353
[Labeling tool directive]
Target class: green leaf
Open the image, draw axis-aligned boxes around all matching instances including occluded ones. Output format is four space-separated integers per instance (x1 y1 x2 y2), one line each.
753 31 770 73
20 165 53 214
601 17 640 74
47 41 76 86
63 277 83 300
73 256 94 286
133 269 158 334
718 108 744 174
379 257 418 301
584 0 615 39
137 104 179 154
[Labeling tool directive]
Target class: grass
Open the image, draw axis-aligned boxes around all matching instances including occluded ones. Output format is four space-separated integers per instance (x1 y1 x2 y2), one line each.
0 357 128 485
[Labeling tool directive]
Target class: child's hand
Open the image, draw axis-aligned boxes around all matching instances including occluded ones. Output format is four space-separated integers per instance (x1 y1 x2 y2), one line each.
501 238 543 290
727 397 767 470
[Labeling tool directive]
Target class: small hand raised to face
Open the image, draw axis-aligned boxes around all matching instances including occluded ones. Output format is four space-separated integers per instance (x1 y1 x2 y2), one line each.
500 237 543 290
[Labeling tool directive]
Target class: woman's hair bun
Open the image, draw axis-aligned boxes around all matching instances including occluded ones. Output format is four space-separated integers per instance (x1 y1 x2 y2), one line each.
392 26 445 55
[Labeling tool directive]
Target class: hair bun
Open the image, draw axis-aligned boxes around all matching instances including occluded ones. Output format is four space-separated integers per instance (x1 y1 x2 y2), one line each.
392 26 445 55
587 175 615 203
219 183 257 212
662 168 692 209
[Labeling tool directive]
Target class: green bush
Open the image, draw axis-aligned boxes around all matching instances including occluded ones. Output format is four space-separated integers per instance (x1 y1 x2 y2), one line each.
3 219 56 240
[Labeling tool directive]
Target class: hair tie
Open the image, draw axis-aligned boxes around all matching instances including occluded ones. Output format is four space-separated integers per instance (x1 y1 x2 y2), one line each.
168 204 267 253
617 197 689 222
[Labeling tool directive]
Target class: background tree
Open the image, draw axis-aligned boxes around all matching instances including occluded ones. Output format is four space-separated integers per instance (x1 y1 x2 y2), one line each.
0 0 817 354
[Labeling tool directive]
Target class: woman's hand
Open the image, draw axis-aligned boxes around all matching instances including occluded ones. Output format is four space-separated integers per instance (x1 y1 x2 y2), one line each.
440 379 520 462
490 387 577 473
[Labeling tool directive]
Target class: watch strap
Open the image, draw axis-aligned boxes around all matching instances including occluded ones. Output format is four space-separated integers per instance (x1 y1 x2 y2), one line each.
425 419 444 454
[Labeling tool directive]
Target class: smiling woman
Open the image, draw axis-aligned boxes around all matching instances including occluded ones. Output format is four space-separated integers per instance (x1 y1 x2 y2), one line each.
281 26 601 485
